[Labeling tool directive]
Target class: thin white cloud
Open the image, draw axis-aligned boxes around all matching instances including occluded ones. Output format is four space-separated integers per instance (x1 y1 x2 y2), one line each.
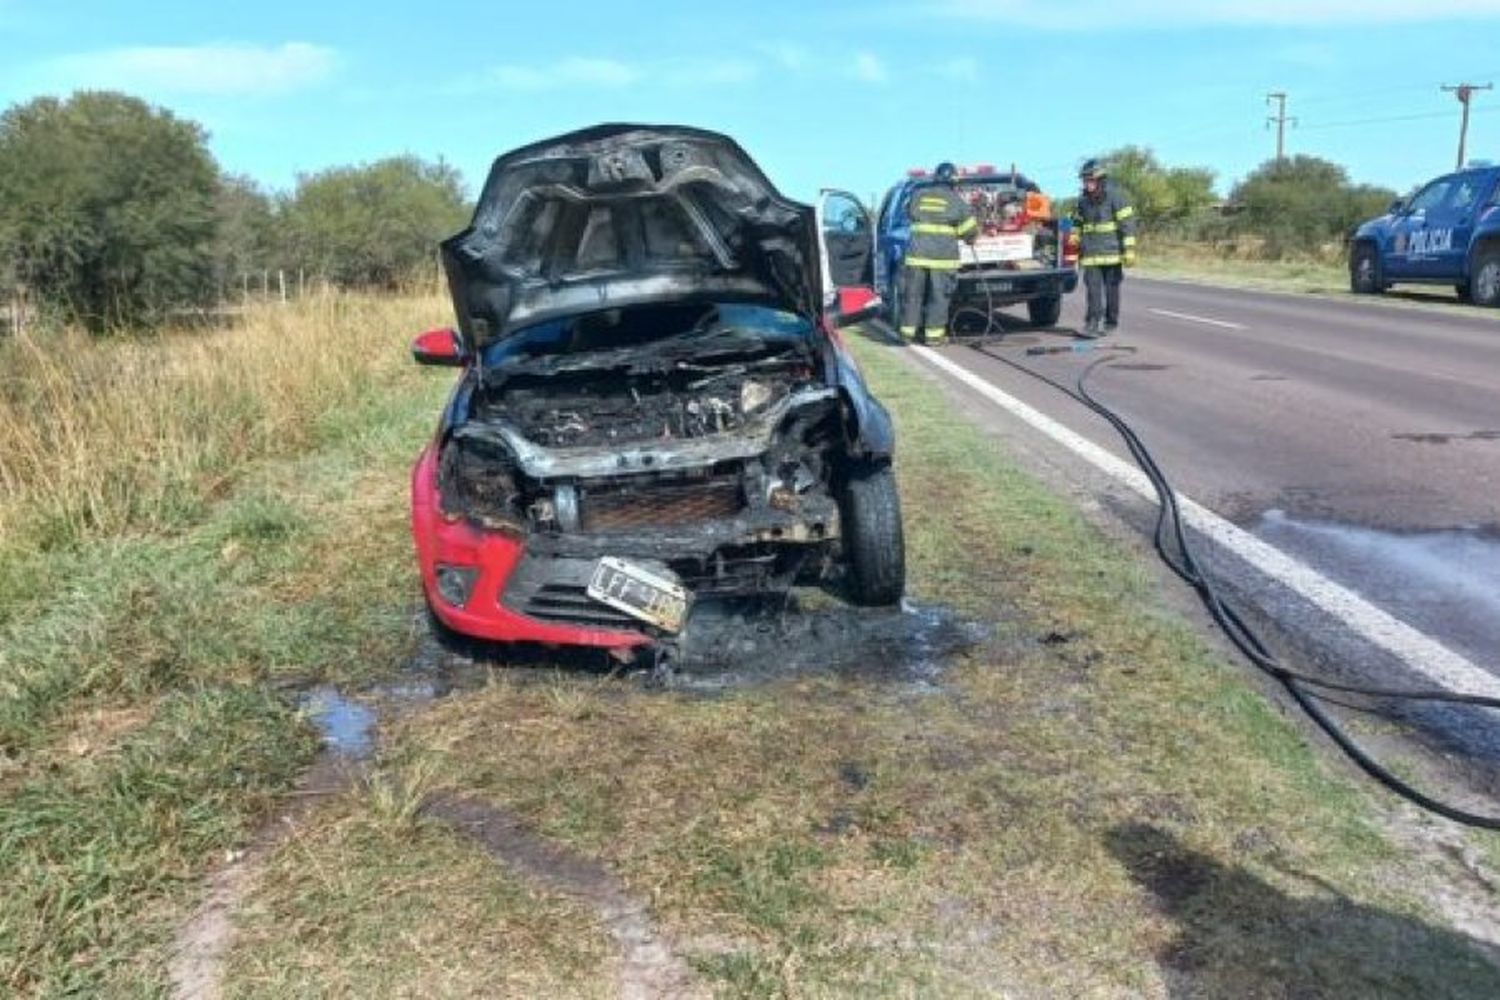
664 57 760 86
462 54 761 93
851 51 889 84
931 0 1500 25
482 57 641 91
937 56 981 83
757 41 811 72
50 42 338 97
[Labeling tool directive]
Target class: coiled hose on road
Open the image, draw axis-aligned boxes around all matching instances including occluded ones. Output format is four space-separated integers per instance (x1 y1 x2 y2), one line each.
934 280 1500 828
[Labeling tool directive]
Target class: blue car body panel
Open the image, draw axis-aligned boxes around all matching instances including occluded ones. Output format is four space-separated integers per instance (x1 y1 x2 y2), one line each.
1351 165 1500 287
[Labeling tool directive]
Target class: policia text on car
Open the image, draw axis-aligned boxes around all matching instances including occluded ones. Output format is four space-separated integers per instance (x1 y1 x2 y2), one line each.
898 162 979 344
1071 158 1137 337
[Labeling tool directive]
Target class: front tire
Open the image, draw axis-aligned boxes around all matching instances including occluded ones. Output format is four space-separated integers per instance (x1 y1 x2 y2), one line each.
839 463 905 606
1350 243 1382 295
1472 247 1500 308
1027 294 1062 328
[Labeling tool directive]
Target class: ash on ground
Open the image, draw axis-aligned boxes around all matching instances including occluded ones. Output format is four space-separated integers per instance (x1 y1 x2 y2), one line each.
659 594 987 690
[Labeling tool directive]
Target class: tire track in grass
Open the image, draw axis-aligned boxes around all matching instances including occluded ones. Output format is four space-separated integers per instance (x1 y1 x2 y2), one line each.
424 793 702 1000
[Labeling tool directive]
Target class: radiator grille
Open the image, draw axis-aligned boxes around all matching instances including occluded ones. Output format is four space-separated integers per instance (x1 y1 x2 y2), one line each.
580 478 742 532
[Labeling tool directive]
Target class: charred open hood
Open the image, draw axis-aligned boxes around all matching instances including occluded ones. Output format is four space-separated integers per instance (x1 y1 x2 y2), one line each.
443 124 822 348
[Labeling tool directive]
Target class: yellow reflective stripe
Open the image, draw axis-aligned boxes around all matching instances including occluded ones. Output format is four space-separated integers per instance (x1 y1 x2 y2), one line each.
955 217 978 235
1122 236 1138 247
904 256 962 270
1081 254 1122 265
912 222 959 235
918 196 949 205
1115 205 1135 220
1080 221 1118 234
899 325 918 335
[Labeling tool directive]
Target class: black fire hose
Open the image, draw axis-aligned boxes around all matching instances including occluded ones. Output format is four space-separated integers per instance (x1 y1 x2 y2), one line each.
963 339 1500 830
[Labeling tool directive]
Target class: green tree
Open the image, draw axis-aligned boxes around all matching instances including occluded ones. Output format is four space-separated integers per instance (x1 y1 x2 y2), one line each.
0 91 219 331
1229 156 1396 256
212 174 277 297
281 156 468 288
1094 146 1218 230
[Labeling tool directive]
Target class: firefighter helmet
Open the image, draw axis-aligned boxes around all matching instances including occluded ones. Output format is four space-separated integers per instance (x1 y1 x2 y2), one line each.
1079 158 1108 182
934 162 958 184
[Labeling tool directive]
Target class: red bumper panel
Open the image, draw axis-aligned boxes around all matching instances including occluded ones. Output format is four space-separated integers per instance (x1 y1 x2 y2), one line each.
410 446 652 650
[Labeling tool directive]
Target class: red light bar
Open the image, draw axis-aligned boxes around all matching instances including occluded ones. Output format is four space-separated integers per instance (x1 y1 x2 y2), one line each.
907 168 928 178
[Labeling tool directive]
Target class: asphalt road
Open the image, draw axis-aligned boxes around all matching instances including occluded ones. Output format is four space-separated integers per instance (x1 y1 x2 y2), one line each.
922 277 1500 695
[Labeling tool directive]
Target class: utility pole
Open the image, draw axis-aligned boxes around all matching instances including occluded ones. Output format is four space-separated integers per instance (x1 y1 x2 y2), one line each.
1442 82 1492 169
1265 92 1296 166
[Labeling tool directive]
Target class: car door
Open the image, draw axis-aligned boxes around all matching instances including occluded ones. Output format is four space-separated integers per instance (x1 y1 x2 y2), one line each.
1418 173 1488 281
816 189 881 321
1387 176 1454 279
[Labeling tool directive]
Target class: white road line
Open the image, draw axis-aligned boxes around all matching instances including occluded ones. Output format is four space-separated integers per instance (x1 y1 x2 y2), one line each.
1148 307 1246 330
908 343 1500 700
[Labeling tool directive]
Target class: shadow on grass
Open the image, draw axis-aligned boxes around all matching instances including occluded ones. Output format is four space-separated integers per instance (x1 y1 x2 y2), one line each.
1106 823 1500 998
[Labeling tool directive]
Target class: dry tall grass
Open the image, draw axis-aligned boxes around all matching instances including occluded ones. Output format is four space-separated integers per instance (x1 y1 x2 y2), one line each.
0 291 447 550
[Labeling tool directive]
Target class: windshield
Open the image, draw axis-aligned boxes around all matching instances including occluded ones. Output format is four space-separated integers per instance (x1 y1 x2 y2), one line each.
480 302 815 371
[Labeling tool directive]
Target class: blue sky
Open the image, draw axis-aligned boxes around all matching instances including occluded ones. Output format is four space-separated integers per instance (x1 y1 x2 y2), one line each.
3 0 1500 204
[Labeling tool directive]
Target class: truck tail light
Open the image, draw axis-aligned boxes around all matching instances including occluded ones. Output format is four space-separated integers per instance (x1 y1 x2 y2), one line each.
1062 231 1080 267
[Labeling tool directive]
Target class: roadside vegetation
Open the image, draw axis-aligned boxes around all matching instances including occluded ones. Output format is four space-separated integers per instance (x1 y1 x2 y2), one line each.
0 91 467 333
0 292 450 994
210 321 1500 997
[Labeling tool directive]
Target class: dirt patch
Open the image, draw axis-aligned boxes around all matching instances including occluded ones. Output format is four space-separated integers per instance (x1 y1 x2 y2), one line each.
169 751 363 1000
423 793 701 1000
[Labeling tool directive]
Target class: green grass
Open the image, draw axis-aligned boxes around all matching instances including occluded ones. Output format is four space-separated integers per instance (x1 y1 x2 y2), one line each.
219 326 1500 997
224 791 614 999
1138 242 1352 294
0 294 453 994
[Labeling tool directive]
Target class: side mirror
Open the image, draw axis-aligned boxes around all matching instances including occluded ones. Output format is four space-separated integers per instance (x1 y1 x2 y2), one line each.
830 287 883 328
411 327 466 367
1387 198 1405 216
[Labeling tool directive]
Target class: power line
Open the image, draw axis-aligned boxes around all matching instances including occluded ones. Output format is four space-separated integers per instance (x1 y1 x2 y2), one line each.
1299 108 1458 132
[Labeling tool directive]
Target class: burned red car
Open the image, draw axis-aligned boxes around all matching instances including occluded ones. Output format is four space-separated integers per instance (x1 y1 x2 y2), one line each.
411 124 902 655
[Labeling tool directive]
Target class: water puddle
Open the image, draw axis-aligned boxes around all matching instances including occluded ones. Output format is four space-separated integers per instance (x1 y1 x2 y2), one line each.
1254 509 1500 668
298 687 378 758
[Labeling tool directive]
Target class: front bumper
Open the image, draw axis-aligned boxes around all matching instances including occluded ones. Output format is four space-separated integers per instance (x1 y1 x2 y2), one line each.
411 446 652 650
411 444 842 649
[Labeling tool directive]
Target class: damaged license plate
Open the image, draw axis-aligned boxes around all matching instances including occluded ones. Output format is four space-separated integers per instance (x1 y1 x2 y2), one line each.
587 557 691 633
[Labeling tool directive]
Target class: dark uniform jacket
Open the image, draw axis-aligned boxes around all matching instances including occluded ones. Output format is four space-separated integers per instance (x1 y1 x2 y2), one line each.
1072 182 1137 266
904 186 978 269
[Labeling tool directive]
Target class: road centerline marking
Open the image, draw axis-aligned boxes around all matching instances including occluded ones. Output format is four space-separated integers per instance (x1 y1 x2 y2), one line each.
1148 307 1246 330
906 342 1500 701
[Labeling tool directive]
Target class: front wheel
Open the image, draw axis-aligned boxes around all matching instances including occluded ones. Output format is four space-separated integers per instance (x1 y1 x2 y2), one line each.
1350 244 1382 295
1472 248 1500 308
839 463 905 606
1027 294 1062 328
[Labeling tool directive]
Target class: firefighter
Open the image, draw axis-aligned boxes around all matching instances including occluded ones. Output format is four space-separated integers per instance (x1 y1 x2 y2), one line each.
899 162 978 344
1072 159 1137 337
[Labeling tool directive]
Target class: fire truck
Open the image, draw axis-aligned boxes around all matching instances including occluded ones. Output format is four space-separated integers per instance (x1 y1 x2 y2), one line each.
818 165 1079 331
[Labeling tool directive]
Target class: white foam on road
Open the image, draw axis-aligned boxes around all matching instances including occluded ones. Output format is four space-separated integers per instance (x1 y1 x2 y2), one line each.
907 342 1500 700
1148 307 1246 330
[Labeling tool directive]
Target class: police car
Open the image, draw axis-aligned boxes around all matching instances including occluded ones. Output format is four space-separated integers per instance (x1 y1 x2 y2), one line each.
1349 162 1500 306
